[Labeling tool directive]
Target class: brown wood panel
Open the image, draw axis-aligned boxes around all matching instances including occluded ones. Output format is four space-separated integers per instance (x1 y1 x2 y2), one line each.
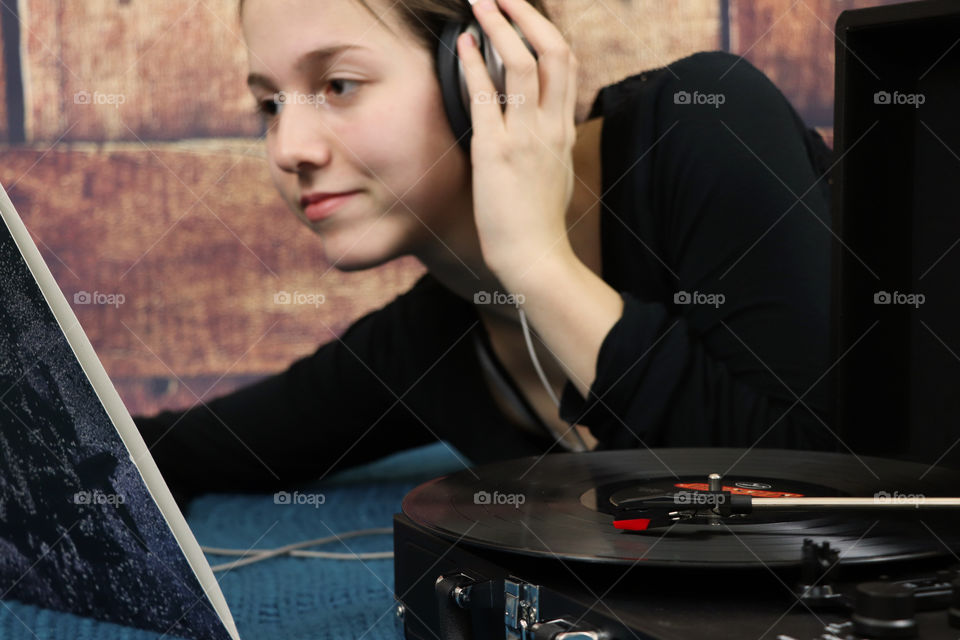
17 0 721 140
729 0 914 126
0 141 426 400
22 0 261 142
546 0 722 122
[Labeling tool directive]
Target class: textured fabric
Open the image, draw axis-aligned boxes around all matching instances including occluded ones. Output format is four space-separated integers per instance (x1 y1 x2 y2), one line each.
0 442 466 640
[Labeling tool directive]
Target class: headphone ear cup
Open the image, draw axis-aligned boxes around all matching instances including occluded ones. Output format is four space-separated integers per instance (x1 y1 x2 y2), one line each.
437 19 477 155
436 16 538 156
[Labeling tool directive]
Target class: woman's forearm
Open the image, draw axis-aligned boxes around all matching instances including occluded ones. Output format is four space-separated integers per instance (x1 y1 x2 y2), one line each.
494 247 625 397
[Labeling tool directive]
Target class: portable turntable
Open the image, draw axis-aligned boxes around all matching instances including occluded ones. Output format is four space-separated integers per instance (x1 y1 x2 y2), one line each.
393 449 960 639
392 0 960 637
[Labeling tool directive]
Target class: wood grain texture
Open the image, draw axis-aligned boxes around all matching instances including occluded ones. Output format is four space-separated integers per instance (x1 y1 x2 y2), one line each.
17 0 722 141
730 0 913 126
545 0 722 122
0 141 426 394
22 0 262 142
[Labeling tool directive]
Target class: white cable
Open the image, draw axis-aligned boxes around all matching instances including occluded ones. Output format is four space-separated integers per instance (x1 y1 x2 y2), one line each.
200 526 393 572
517 306 560 407
517 306 588 452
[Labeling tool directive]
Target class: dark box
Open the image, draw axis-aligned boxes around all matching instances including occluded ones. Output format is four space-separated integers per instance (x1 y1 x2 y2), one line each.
832 0 960 469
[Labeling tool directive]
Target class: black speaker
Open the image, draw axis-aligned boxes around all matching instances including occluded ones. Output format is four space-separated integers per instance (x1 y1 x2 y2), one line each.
832 0 960 469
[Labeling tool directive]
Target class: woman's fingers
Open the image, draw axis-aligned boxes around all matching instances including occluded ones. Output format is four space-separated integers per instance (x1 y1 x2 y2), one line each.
457 31 506 145
468 0 575 141
492 0 572 118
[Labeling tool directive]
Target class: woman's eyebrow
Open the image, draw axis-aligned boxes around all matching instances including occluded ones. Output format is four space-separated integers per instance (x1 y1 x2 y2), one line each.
246 44 373 90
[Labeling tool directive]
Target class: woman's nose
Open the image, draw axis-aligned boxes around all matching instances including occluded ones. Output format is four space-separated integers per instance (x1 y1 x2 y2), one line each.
272 100 333 174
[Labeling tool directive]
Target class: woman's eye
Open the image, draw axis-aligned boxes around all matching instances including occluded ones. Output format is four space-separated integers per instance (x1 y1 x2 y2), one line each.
252 79 360 120
254 98 278 118
327 78 359 97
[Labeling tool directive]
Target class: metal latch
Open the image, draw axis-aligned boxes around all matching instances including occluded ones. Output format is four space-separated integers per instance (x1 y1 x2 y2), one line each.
504 579 609 640
504 578 540 640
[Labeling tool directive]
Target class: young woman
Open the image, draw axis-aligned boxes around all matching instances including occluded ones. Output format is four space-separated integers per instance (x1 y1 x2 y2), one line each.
135 0 836 503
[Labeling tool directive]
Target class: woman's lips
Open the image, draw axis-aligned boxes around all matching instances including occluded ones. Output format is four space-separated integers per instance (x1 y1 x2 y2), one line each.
302 191 359 222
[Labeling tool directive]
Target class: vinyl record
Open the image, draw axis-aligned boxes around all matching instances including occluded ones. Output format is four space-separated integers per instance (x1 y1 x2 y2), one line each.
400 448 960 567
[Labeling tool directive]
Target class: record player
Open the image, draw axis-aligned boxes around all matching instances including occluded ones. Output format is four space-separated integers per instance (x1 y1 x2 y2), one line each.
393 0 960 637
392 449 960 640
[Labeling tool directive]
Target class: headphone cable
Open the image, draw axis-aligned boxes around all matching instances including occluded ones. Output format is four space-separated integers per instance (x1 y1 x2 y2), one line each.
516 305 589 452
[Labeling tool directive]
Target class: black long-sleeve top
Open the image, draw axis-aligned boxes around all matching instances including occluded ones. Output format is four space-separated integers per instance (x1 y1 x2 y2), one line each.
134 51 837 502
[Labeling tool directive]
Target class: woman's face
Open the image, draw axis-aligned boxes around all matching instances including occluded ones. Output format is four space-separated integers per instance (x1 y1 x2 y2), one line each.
242 0 472 271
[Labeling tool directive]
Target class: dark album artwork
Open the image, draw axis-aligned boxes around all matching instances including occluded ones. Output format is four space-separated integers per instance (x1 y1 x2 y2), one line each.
0 216 233 639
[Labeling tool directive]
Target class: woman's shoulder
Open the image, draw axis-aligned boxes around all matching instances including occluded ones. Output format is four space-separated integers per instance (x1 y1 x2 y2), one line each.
639 50 769 85
590 51 772 119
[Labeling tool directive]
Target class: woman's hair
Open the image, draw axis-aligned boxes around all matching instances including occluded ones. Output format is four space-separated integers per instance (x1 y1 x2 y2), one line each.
238 0 554 67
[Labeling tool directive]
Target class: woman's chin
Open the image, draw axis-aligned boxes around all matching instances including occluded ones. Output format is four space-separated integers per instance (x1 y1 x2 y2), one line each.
316 233 406 272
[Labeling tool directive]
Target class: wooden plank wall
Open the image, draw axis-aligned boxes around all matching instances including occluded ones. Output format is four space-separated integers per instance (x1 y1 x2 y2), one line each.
0 0 912 418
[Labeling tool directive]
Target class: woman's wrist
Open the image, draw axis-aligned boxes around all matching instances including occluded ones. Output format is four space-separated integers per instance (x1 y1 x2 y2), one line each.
489 245 624 396
485 239 579 295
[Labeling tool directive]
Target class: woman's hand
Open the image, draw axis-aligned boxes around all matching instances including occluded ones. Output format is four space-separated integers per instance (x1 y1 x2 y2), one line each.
457 0 579 284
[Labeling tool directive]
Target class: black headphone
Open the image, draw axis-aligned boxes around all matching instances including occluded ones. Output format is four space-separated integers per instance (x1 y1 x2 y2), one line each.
436 4 538 156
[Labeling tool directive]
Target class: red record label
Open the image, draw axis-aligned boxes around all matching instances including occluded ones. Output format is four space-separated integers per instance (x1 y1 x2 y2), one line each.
674 482 805 498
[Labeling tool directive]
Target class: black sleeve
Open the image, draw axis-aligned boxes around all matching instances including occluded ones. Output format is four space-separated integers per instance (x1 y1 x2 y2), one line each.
133 274 471 502
559 52 836 451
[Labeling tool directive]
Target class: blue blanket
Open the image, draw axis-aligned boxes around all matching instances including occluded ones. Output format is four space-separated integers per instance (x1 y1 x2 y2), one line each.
0 441 469 640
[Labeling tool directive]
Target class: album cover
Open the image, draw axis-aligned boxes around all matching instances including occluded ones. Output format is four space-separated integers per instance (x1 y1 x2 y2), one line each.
0 183 239 640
